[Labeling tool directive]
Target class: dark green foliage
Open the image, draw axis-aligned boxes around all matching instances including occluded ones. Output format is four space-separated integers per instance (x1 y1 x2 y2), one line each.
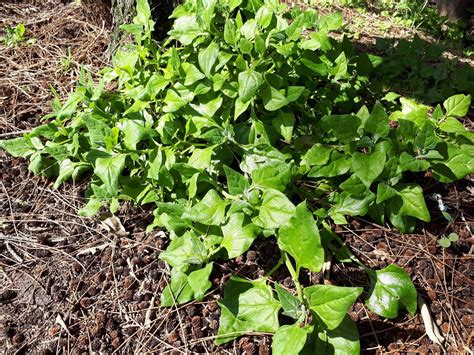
1 0 473 352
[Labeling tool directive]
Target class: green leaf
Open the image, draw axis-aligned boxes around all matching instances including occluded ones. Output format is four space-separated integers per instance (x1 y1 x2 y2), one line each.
188 146 214 170
135 0 151 26
169 15 202 45
187 262 213 300
78 198 102 217
253 188 296 229
300 30 330 51
304 285 362 330
216 277 281 344
251 162 292 192
255 5 273 28
57 91 83 119
319 11 343 31
278 202 324 272
262 86 288 111
273 324 311 355
330 52 347 80
432 144 474 182
301 144 332 166
286 86 305 103
414 121 438 150
398 152 430 173
235 97 251 119
339 175 367 197
261 86 305 111
145 73 168 98
198 42 220 78
240 19 258 40
314 315 360 355
395 184 431 222
227 0 243 12
0 137 35 158
443 94 471 118
118 119 152 150
308 152 351 178
329 192 375 217
238 69 263 102
272 111 295 141
160 267 194 306
182 189 228 226
183 63 205 86
365 101 389 137
437 237 451 248
94 155 126 196
221 213 260 258
163 90 187 112
351 151 386 187
320 115 361 143
376 183 397 204
224 166 249 195
54 159 76 189
159 231 207 267
286 13 305 41
191 96 223 118
366 265 417 319
161 263 212 306
224 20 238 45
448 232 459 242
275 283 301 320
439 117 470 134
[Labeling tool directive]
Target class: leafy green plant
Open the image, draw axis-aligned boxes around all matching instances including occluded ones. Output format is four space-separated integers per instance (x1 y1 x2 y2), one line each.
438 232 459 248
372 37 474 104
3 23 26 48
1 0 473 352
322 0 469 43
60 48 74 73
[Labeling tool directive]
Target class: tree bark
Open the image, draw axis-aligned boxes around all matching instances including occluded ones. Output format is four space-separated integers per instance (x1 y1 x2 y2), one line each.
80 0 182 53
436 0 474 22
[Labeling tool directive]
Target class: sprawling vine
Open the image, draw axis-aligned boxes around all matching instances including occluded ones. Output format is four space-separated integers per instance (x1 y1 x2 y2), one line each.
1 0 473 352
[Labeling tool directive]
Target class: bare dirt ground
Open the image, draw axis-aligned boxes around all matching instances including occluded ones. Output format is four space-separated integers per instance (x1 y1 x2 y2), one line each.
0 1 473 354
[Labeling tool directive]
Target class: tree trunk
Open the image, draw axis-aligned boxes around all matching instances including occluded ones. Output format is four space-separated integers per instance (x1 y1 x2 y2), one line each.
436 0 474 22
80 0 182 54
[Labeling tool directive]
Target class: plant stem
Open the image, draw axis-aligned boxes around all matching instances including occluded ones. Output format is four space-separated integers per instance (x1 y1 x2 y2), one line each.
284 252 303 302
265 254 284 277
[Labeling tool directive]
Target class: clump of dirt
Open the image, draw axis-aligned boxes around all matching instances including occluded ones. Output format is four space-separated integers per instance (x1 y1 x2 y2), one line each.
1 1 473 354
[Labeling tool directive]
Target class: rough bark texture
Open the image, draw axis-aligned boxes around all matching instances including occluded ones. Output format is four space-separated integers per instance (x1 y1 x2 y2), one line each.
436 0 474 22
80 0 181 54
81 0 113 27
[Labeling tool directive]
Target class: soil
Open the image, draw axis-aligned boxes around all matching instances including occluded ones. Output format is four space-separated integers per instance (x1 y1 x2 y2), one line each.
1 1 473 354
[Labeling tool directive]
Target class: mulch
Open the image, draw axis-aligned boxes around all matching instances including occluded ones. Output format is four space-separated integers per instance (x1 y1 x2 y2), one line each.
0 1 473 354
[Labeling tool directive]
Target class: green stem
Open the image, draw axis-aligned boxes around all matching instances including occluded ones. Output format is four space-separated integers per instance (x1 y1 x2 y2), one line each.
284 252 303 302
221 190 241 201
265 254 284 277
